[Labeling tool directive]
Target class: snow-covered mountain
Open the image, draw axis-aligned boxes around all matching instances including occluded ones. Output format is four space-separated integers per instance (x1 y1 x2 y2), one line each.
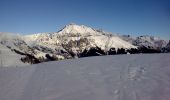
120 35 168 50
23 24 137 60
25 24 136 50
134 35 167 49
0 24 169 66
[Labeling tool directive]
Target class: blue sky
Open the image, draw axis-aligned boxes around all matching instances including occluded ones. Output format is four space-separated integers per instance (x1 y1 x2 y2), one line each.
0 0 170 39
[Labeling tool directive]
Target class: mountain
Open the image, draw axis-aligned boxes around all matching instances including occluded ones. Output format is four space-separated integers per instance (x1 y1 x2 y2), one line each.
134 35 167 49
120 35 168 52
0 24 169 66
24 24 137 59
25 24 136 49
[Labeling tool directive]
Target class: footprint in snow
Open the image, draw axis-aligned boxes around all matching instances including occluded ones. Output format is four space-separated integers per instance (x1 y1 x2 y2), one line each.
128 66 146 81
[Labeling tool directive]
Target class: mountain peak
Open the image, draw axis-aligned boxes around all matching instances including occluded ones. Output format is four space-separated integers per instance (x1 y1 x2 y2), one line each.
65 23 85 28
57 23 99 36
68 22 77 26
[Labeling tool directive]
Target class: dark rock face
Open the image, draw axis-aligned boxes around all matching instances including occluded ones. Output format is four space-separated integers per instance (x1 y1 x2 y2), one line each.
127 48 140 54
45 54 56 61
108 48 116 55
117 48 127 54
162 40 170 53
12 49 40 64
62 38 90 57
108 48 140 55
33 45 54 54
80 47 106 57
21 55 40 64
138 46 161 53
79 46 165 58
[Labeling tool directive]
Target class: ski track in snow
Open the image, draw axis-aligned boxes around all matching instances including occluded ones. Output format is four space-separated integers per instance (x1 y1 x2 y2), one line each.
0 54 170 100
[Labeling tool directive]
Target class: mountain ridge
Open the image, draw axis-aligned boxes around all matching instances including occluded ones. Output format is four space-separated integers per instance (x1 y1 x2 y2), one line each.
0 23 169 66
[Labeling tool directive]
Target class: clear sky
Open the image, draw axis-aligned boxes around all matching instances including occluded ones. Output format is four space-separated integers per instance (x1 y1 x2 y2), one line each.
0 0 170 39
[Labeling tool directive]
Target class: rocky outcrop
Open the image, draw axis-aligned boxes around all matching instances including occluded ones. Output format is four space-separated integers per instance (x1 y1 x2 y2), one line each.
162 40 170 53
80 46 106 57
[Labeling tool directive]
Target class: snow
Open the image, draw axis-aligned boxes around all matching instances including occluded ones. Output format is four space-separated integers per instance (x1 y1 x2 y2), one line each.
57 23 100 36
0 44 28 67
24 33 55 45
88 35 136 50
0 53 170 100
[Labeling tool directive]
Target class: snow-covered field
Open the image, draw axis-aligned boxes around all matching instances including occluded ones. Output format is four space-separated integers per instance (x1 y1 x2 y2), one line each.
0 54 170 100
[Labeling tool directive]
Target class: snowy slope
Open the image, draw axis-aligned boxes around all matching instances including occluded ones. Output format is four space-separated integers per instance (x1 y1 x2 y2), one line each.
0 44 28 67
0 33 31 53
24 33 55 45
57 23 101 36
0 54 170 100
0 33 23 50
0 33 52 64
58 24 136 50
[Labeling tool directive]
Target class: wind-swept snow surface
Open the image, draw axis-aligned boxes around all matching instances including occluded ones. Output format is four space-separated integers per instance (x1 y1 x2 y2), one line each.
0 54 170 100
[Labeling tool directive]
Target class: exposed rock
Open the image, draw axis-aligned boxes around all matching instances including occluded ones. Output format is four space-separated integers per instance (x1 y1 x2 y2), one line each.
162 40 170 53
80 46 106 57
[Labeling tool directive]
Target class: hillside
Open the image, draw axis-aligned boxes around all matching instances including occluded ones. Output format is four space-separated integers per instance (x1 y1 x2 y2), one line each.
0 54 170 100
0 44 28 67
